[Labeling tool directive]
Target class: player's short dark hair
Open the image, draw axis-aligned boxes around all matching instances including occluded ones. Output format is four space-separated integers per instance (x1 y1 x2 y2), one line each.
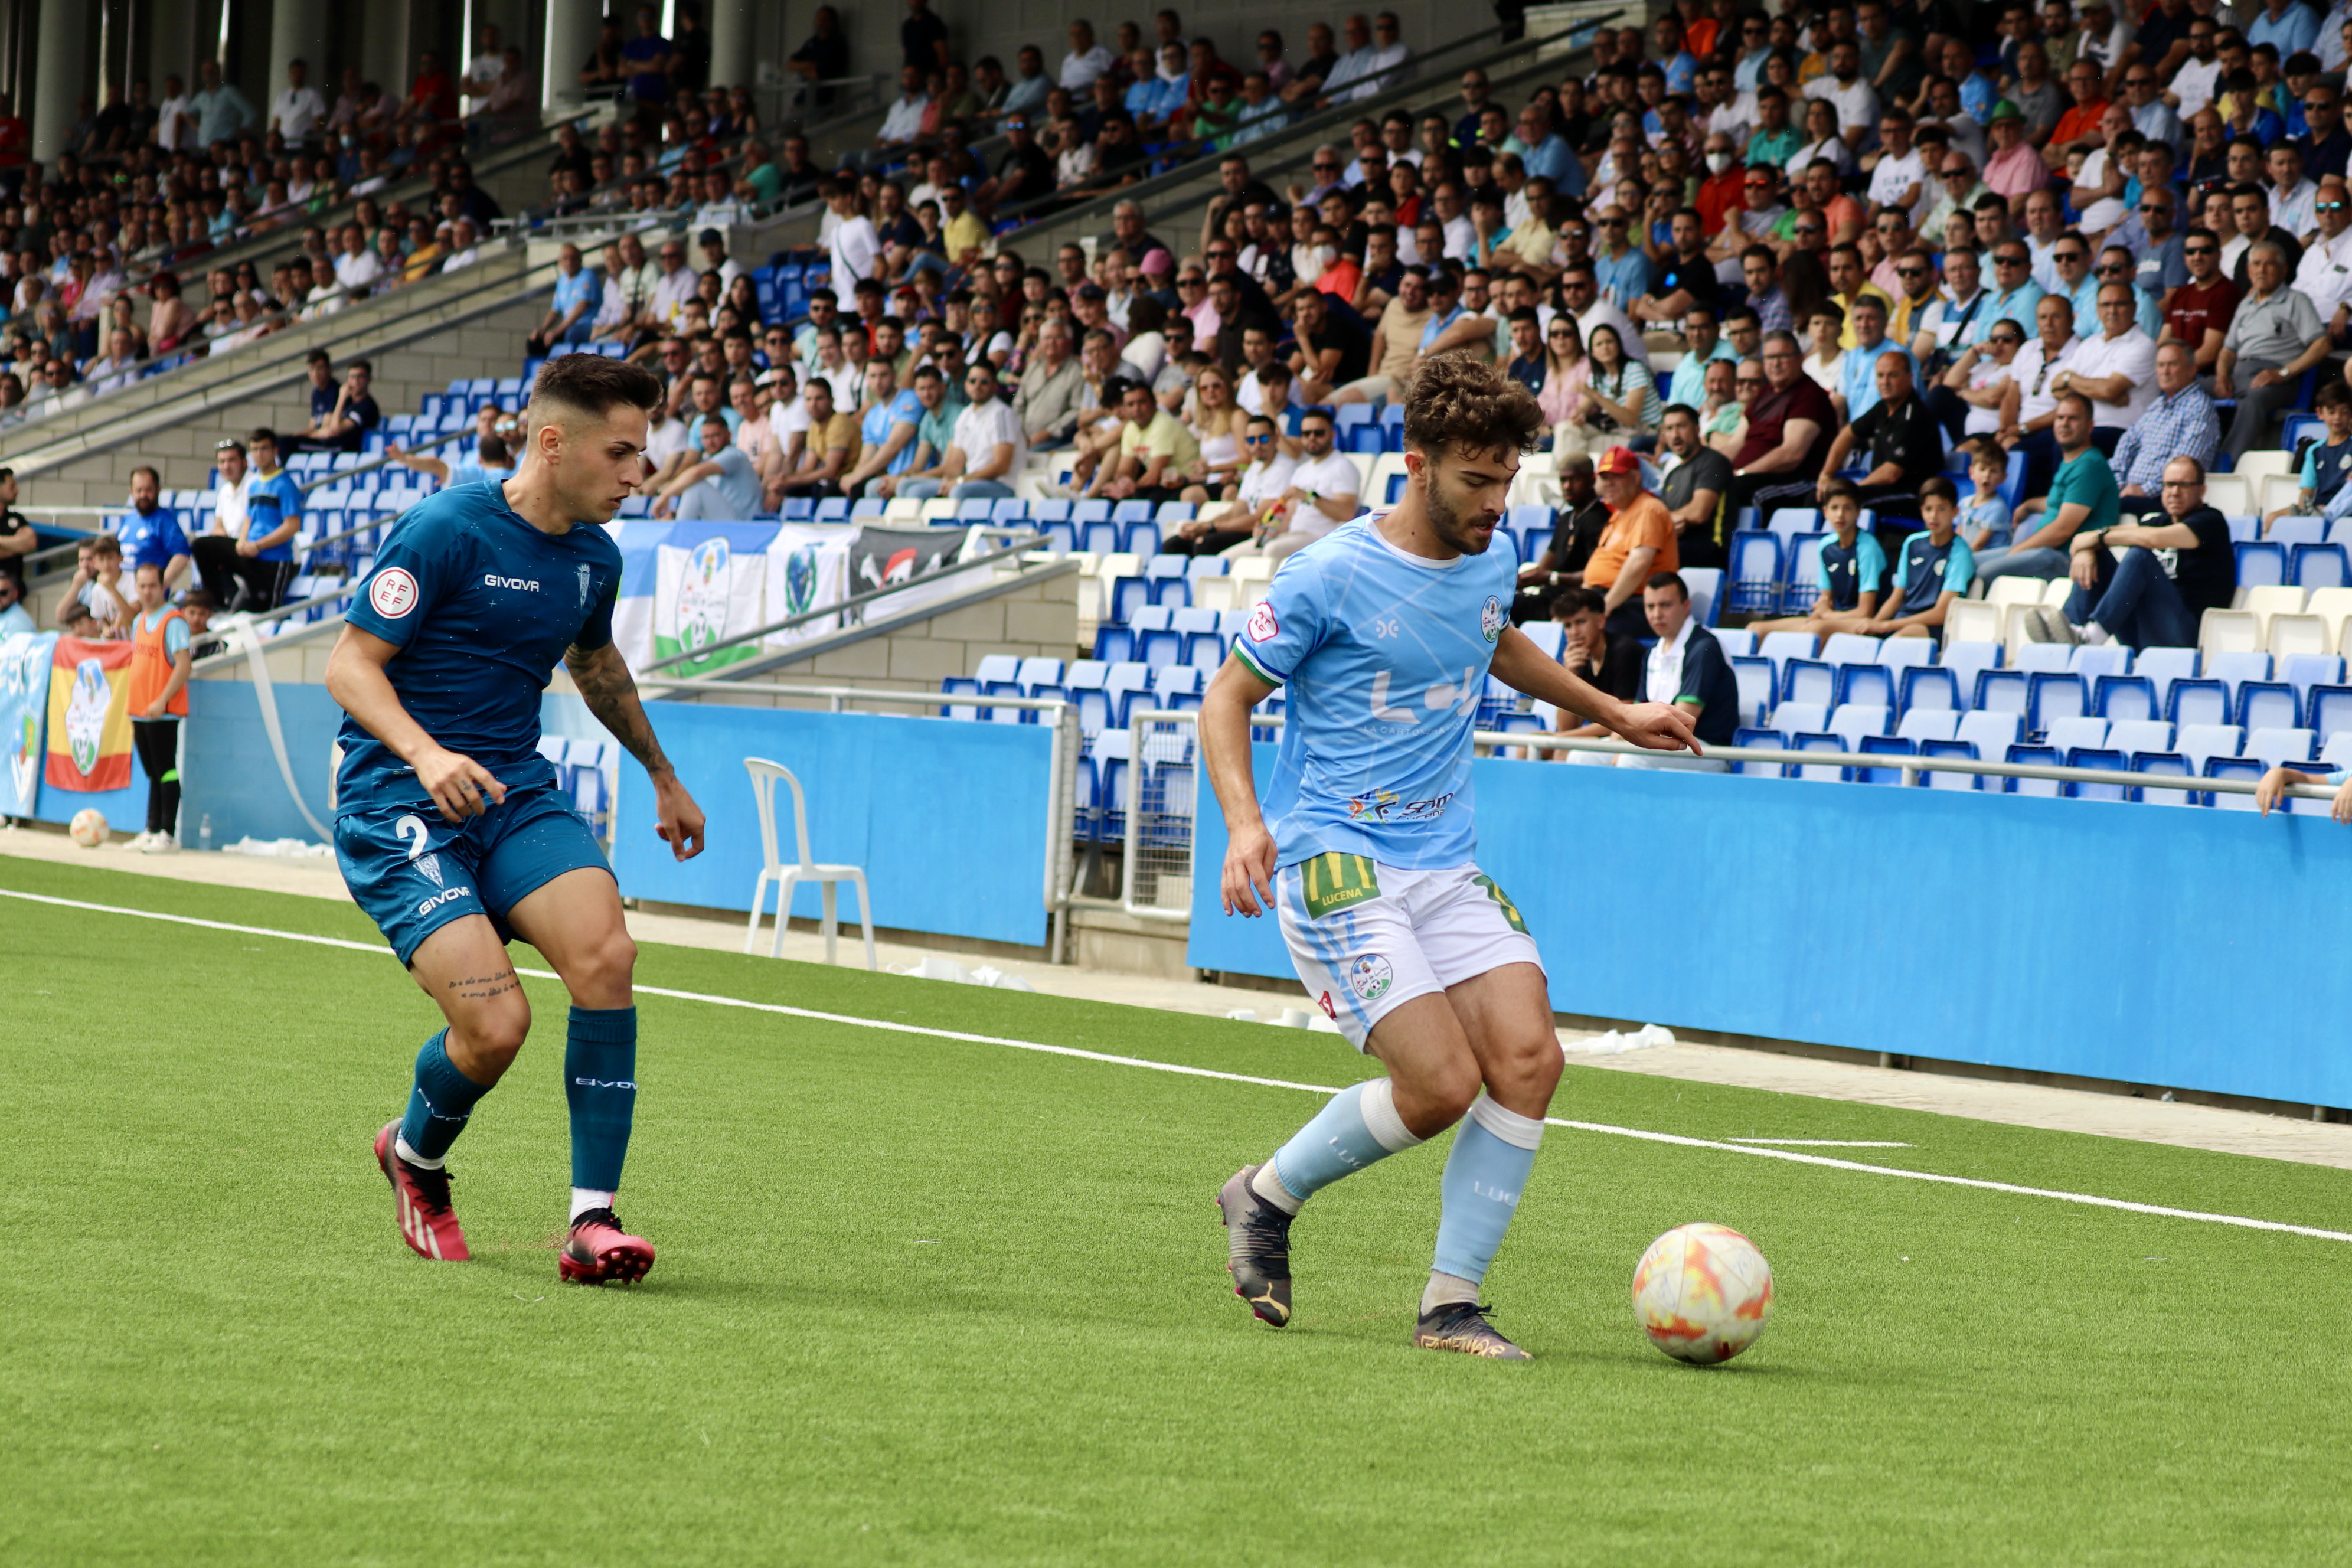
249 426 277 447
1402 352 1544 462
1920 474 1958 505
1644 570 1688 599
1660 402 1698 424
1821 477 1863 506
478 433 510 463
2317 379 2352 413
529 353 664 427
130 464 159 484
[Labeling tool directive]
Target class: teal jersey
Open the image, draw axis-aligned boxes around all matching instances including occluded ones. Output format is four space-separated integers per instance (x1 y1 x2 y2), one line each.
1231 518 1518 871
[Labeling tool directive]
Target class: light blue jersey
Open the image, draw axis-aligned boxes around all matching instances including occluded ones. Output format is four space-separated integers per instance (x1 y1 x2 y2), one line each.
1231 518 1518 871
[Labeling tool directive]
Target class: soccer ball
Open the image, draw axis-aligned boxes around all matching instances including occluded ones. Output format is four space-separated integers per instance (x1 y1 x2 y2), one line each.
1632 1223 1774 1365
68 808 109 848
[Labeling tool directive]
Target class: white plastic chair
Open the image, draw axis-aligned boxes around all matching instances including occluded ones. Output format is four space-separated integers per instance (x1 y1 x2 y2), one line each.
743 757 876 968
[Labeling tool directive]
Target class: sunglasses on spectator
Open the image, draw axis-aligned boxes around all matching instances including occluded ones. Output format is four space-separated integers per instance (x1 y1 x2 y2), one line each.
1896 264 1928 276
1988 332 2023 345
2184 244 2218 254
2054 249 2086 262
2322 202 2350 213
2095 262 2129 275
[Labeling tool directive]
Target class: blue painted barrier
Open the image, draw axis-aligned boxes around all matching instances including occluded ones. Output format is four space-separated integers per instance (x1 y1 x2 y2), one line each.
614 700 1053 947
1191 747 2352 1109
182 680 344 844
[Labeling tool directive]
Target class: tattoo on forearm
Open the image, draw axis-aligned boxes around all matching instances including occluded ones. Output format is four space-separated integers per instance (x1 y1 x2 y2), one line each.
566 644 672 776
449 969 519 1001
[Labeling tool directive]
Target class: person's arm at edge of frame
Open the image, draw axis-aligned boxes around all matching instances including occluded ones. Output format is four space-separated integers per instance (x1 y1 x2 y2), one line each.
564 635 706 860
2256 763 2352 821
1489 622 1701 756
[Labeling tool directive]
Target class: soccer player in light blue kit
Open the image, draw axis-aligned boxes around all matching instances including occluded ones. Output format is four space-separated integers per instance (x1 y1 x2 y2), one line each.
325 354 707 1283
1203 356 1700 1358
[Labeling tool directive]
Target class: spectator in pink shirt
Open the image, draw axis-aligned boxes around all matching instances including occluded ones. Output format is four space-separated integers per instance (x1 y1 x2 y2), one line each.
1982 100 2049 204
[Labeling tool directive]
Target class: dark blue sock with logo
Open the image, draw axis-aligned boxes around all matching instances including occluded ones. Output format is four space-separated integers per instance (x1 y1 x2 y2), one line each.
565 1006 638 1193
397 1030 492 1167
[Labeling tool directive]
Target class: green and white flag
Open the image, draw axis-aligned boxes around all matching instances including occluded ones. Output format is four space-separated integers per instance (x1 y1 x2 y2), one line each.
653 531 767 673
760 524 855 654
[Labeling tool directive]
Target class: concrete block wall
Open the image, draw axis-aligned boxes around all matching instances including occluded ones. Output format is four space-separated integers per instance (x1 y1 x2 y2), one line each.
25 295 550 507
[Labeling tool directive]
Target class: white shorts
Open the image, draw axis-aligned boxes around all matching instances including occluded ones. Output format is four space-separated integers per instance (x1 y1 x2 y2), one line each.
1275 855 1546 1051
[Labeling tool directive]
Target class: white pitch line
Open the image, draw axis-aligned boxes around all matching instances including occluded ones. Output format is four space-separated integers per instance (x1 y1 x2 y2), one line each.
10 884 2352 1246
1726 1138 1915 1148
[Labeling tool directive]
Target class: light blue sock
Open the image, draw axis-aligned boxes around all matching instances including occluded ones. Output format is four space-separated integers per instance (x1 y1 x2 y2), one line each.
1429 1097 1546 1295
1263 1079 1423 1207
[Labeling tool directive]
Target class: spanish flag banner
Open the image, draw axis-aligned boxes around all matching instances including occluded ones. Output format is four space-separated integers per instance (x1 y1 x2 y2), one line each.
45 636 135 793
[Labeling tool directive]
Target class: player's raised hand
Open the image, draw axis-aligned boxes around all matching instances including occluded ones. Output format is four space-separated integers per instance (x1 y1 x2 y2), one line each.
414 745 508 822
654 777 706 860
1614 700 1703 756
1222 819 1278 919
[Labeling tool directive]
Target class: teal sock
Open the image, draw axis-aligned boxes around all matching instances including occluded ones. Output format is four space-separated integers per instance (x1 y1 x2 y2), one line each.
1430 1097 1545 1287
1265 1078 1423 1206
565 1006 638 1192
397 1030 492 1165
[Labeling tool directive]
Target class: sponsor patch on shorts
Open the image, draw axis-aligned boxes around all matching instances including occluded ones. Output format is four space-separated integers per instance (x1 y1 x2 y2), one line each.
1474 872 1529 934
1348 953 1393 1001
1299 852 1381 919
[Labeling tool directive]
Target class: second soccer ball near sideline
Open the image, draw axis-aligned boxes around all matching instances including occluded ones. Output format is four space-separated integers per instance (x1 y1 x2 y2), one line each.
1633 1223 1775 1364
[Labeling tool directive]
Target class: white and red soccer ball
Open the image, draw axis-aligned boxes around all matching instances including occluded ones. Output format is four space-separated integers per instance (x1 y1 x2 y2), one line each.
1632 1223 1774 1364
68 807 109 848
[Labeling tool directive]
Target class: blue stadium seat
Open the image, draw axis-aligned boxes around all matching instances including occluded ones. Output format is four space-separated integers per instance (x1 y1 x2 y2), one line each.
1031 499 1074 524
814 497 851 522
1919 738 1981 789
1136 625 1184 667
1111 499 1154 524
1877 637 1933 671
1726 531 1781 614
939 676 981 720
1080 521 1122 556
1121 521 1162 556
1110 576 1152 623
2026 672 2088 735
1149 576 1191 609
1073 499 1114 524
1787 731 1845 782
1834 662 1894 708
1855 734 1916 785
2134 646 2200 709
2066 747 2131 801
1184 556 1227 580
2165 678 2232 727
2235 680 2301 731
2203 754 2268 810
1684 566 1723 626
1092 625 1135 663
2271 515 2325 546
1731 727 1783 775
1730 656 1775 726
1781 533 1827 613
1937 640 2003 704
991 499 1031 524
1104 664 1154 728
1898 664 1961 716
851 498 887 519
1155 501 1197 525
2293 543 2350 589
2004 743 2064 796
1766 507 1820 537
2236 540 2288 586
1040 521 1078 553
1779 658 1837 707
1974 668 2028 721
2308 683 2352 740
1017 656 1065 693
780 498 815 520
2092 674 2158 723
2206 649 2273 701
1896 708 1959 743
955 499 995 521
2131 751 2196 806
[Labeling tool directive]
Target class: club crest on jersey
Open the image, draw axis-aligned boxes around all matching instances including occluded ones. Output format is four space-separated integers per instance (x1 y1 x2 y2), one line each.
368 567 419 619
1246 599 1278 643
1348 954 1393 1002
1481 595 1504 642
577 563 594 608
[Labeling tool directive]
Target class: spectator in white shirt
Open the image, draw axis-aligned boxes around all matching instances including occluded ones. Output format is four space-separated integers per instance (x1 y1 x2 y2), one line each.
1167 411 1296 553
155 74 195 152
824 180 879 289
2055 281 2160 434
902 361 1027 499
1350 13 1412 102
1804 41 1880 153
2296 176 2352 338
439 219 482 274
1319 15 1379 101
332 223 385 296
1866 110 1926 218
270 59 326 145
871 66 931 163
1259 408 1363 562
2269 142 2321 238
1060 21 1116 89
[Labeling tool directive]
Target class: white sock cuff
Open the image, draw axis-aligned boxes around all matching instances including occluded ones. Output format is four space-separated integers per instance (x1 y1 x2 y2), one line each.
1360 1077 1424 1153
393 1133 443 1170
1466 1094 1546 1151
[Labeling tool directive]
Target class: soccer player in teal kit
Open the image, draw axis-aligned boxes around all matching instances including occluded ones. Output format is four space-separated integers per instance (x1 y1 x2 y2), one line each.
325 354 706 1283
1201 356 1701 1357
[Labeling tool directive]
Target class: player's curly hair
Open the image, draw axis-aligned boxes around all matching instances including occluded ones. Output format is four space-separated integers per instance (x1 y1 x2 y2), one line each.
1401 352 1546 462
530 354 665 426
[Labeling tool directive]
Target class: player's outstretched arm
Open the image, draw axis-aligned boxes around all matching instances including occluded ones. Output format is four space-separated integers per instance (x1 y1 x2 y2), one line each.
1200 656 1280 918
565 639 706 861
1489 626 1701 757
326 625 511 823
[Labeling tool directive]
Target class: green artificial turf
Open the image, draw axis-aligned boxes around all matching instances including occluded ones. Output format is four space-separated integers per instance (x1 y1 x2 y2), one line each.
5 857 2352 1566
